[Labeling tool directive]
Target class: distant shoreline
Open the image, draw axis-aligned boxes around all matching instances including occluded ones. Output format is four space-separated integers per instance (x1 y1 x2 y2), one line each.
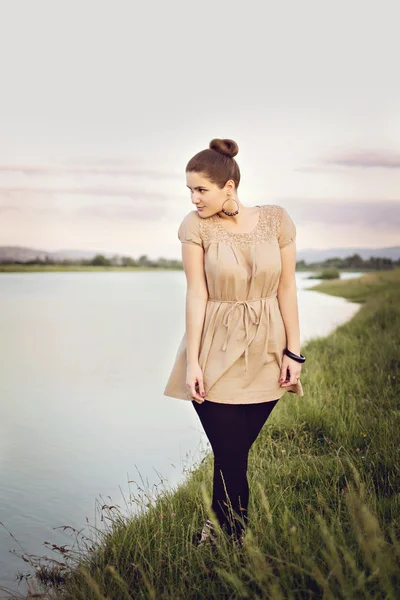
0 264 384 273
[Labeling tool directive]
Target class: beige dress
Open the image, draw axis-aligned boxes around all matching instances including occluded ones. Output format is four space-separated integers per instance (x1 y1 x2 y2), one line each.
163 204 304 404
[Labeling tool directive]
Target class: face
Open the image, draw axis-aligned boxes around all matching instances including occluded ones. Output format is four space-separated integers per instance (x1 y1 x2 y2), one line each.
186 171 234 217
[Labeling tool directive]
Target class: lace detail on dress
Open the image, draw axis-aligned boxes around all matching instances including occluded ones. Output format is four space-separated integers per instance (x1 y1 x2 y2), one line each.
199 204 283 248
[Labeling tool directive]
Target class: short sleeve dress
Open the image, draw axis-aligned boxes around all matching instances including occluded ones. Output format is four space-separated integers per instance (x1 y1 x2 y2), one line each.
163 204 304 404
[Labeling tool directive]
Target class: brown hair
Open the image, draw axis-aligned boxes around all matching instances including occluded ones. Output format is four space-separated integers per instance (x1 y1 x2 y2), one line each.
185 138 241 190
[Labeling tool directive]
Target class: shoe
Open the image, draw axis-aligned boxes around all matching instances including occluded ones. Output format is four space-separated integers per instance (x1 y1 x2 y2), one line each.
196 518 218 548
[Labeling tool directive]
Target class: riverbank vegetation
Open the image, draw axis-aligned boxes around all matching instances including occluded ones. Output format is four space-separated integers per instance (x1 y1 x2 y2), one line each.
3 268 400 599
0 250 398 273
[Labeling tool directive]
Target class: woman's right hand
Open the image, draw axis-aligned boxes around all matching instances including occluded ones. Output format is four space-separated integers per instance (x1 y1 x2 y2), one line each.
186 363 206 403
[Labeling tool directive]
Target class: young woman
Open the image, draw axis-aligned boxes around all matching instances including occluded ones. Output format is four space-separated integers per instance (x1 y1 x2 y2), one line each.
163 138 305 548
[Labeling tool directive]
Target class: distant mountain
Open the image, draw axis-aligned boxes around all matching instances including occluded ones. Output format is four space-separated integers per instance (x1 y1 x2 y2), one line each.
0 246 121 262
297 246 400 262
0 245 399 263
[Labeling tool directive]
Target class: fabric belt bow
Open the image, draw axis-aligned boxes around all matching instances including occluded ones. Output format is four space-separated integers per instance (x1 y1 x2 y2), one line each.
221 300 260 372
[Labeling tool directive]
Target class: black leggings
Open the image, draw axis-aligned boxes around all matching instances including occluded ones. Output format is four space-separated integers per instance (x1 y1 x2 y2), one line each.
192 398 279 538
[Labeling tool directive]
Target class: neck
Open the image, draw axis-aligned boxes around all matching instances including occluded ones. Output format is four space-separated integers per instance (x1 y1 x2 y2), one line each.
219 202 254 225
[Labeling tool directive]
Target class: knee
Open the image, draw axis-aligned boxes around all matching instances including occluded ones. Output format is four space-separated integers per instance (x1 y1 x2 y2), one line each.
214 451 248 470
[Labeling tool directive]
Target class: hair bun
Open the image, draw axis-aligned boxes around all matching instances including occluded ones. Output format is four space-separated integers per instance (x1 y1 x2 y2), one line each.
209 138 239 159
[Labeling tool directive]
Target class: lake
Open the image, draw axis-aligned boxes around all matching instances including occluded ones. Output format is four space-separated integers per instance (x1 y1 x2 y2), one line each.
0 270 363 593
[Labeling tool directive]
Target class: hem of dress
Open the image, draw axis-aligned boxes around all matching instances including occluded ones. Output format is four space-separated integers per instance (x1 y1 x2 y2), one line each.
163 386 303 404
202 388 291 404
163 390 197 401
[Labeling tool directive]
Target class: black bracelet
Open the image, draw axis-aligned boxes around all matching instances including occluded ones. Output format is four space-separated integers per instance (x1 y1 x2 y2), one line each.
284 347 306 363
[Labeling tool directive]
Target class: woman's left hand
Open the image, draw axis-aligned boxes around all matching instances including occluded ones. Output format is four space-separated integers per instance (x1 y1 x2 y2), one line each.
279 355 301 387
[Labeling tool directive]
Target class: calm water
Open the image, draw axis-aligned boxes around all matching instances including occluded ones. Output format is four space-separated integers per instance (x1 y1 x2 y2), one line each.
0 270 363 592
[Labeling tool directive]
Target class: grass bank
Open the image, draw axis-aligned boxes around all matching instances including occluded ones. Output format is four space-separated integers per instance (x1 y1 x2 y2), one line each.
4 269 400 599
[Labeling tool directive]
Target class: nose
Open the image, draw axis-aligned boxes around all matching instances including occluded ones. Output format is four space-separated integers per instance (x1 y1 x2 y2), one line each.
190 191 202 206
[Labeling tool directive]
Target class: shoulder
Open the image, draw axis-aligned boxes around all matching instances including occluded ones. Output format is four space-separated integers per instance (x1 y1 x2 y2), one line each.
263 204 292 223
261 205 296 243
179 209 204 234
180 209 202 226
269 205 296 247
263 203 285 214
177 210 204 247
262 204 285 226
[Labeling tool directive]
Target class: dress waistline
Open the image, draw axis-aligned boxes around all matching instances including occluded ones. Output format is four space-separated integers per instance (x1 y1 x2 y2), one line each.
207 292 278 372
208 292 277 303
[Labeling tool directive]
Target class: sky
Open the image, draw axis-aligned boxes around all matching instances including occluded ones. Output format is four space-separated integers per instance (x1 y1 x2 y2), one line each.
0 0 399 259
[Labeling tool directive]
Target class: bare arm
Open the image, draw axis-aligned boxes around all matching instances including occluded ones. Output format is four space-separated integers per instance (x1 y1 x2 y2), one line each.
277 241 300 355
180 243 209 365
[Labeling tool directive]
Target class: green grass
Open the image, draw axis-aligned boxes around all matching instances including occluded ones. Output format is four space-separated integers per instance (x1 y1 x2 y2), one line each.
3 268 400 599
307 267 341 279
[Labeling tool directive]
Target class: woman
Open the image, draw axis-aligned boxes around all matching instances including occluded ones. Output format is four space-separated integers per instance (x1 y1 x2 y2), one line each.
163 138 306 548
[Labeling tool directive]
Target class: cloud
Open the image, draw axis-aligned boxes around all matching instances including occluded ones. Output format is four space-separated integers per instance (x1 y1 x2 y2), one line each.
297 149 400 172
0 163 181 180
75 203 161 220
283 199 400 229
0 186 168 199
326 149 400 169
0 162 182 217
0 206 21 214
2 192 399 230
0 192 171 220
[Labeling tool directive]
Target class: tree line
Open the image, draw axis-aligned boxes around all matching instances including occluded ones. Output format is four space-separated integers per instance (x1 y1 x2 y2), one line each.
2 252 399 270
